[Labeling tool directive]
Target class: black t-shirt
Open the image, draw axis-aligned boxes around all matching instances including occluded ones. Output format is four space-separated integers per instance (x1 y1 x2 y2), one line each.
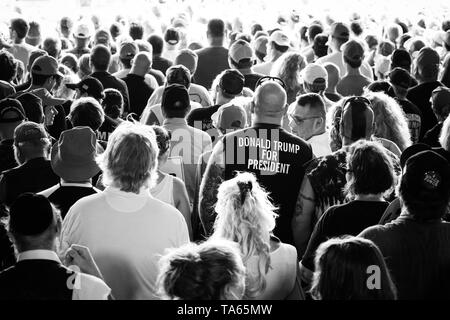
302 200 389 271
187 104 221 143
395 98 422 144
194 46 229 90
221 123 313 246
152 56 173 76
0 223 14 271
0 139 17 174
98 116 119 143
422 122 443 148
122 73 154 118
47 185 98 219
91 71 130 114
407 81 442 140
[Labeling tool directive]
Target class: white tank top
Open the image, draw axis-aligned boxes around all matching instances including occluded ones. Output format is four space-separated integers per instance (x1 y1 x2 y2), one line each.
150 174 175 207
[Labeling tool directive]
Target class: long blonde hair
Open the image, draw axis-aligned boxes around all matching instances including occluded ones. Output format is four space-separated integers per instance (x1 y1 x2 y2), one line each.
212 172 278 298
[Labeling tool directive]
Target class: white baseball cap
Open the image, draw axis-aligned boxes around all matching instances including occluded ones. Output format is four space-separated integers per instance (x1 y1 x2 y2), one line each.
302 63 328 85
74 22 93 39
270 31 290 47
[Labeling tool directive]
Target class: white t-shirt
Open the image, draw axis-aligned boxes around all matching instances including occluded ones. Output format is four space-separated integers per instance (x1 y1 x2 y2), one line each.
253 61 274 76
308 131 332 157
146 84 212 108
60 187 190 300
316 51 374 81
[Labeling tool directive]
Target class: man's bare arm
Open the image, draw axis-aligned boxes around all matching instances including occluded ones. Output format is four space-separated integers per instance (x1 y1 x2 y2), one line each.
292 175 316 258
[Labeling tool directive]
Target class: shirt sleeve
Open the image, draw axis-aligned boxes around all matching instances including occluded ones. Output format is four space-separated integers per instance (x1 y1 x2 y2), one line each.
72 273 111 300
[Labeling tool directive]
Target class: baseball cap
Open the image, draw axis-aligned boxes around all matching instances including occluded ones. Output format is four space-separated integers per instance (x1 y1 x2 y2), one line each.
343 40 365 64
340 96 374 141
0 98 26 123
16 93 44 124
402 150 450 206
330 22 350 41
270 30 290 47
416 46 440 68
66 76 105 100
391 49 412 70
164 27 180 45
253 36 268 55
162 83 190 111
95 29 111 44
302 63 327 86
31 56 63 78
9 193 55 236
74 22 93 39
119 41 138 59
211 102 247 131
400 143 431 169
14 121 48 144
389 67 412 89
431 86 450 111
174 50 198 75
219 70 245 96
229 40 253 63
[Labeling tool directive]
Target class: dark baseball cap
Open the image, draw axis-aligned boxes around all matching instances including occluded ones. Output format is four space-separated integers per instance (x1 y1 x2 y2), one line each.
14 121 48 144
0 98 27 123
219 69 245 96
164 27 180 45
166 65 191 88
162 83 190 111
391 49 412 70
389 67 412 89
66 76 105 100
9 193 55 236
400 143 431 169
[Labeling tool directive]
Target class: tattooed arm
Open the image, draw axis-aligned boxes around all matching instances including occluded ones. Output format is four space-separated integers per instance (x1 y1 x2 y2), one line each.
292 175 316 258
199 140 226 237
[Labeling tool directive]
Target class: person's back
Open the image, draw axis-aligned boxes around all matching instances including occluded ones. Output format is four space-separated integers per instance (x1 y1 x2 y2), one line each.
194 19 229 89
337 74 371 96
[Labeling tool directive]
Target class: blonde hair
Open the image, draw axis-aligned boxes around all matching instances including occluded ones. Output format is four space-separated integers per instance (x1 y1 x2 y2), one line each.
440 115 450 151
212 172 278 298
365 91 412 152
96 122 159 193
271 52 306 102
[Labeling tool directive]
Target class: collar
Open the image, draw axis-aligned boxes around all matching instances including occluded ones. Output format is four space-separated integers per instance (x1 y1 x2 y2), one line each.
22 157 48 166
163 118 187 126
18 250 61 263
60 180 93 188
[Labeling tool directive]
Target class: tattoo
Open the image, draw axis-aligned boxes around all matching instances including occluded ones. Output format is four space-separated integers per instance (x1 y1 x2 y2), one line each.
199 161 225 237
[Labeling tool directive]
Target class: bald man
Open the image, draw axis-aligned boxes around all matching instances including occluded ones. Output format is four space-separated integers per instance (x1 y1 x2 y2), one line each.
199 81 313 248
123 52 154 118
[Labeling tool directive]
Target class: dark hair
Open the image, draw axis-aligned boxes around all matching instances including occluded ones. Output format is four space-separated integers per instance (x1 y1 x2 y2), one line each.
300 26 308 42
236 33 251 44
119 57 132 69
157 241 245 300
313 34 329 58
148 35 163 55
207 19 225 38
70 98 105 131
297 93 325 114
442 20 450 32
351 21 363 36
311 236 397 300
398 34 411 49
441 61 450 88
272 42 289 54
344 55 363 69
151 125 171 158
102 88 123 119
110 22 122 39
308 24 323 42
61 54 79 74
0 51 18 82
90 45 111 71
250 23 263 36
11 18 29 39
366 81 396 98
129 22 144 40
345 140 394 196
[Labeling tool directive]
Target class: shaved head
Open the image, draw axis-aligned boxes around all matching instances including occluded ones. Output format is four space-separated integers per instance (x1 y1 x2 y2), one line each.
131 52 152 75
253 82 287 118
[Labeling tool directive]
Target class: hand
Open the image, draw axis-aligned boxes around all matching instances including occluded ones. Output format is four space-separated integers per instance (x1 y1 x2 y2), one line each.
65 244 103 280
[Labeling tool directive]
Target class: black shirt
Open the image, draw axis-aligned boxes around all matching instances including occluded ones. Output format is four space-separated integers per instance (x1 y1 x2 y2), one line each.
222 123 313 246
149 69 166 87
407 81 442 140
122 73 154 118
395 98 422 144
302 200 389 271
0 224 14 271
46 184 98 219
194 46 229 90
0 139 17 174
91 71 130 114
98 116 120 143
0 157 59 207
187 104 220 143
422 122 443 148
244 73 263 91
152 55 173 75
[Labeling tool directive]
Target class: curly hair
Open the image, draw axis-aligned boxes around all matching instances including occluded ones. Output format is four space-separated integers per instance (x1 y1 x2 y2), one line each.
365 91 412 152
212 172 278 299
157 239 246 300
271 52 306 103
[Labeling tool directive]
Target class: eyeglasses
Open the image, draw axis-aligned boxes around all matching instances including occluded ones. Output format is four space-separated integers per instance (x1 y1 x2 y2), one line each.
255 76 287 90
288 113 322 126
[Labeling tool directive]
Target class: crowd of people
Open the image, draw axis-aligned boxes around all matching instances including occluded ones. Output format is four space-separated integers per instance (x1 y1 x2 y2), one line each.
1 1 450 300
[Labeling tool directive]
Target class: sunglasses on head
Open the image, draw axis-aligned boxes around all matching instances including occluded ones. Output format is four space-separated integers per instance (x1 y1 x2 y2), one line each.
343 96 372 109
255 76 287 90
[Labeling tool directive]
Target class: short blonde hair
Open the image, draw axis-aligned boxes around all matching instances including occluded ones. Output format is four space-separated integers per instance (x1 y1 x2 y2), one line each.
96 122 159 193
